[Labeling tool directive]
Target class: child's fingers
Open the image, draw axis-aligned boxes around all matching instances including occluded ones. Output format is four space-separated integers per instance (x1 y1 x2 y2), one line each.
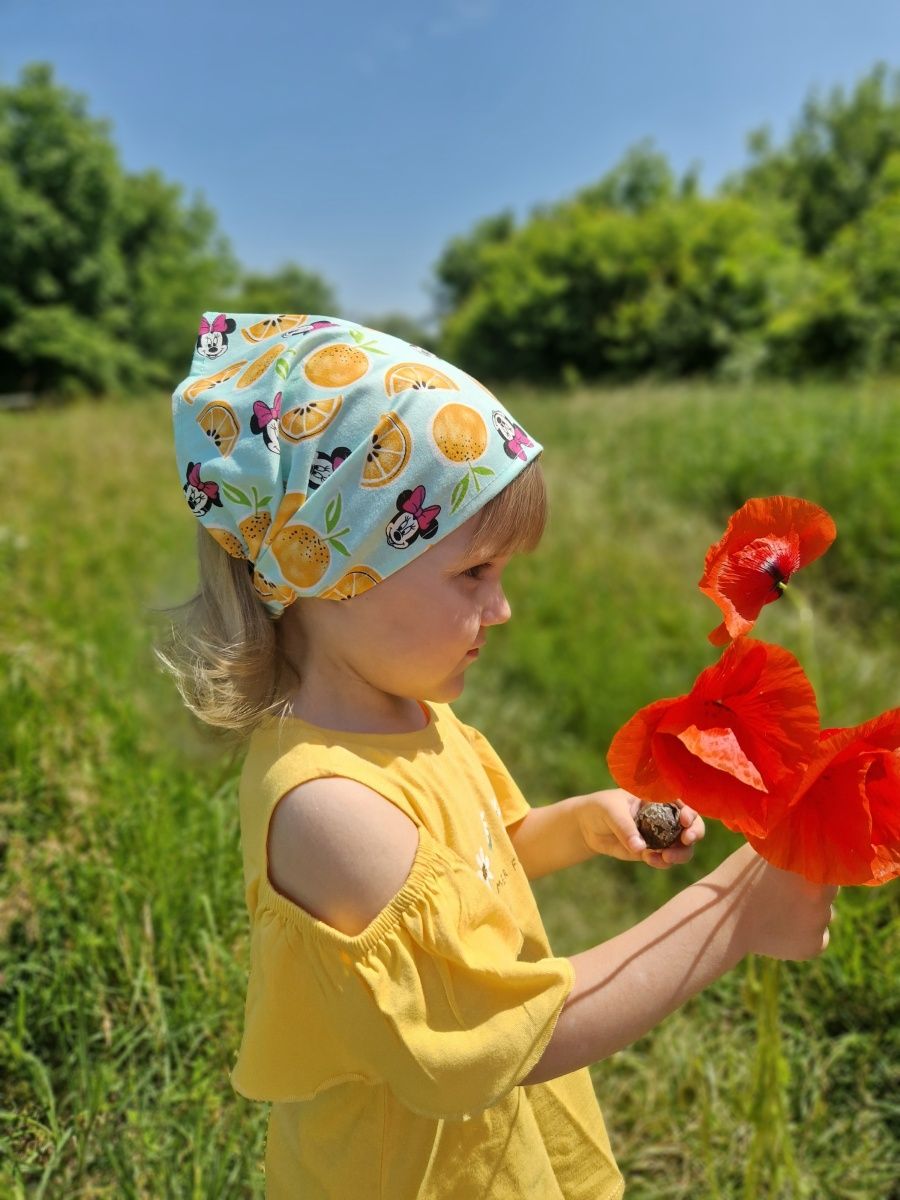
642 843 695 869
677 807 705 845
601 795 647 855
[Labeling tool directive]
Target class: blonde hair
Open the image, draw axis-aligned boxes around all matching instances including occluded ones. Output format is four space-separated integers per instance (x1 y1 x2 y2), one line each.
154 457 547 743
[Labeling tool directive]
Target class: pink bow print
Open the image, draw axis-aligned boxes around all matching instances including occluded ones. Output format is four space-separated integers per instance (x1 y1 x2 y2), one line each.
253 392 282 426
188 462 220 500
401 485 441 529
198 313 229 336
508 427 534 460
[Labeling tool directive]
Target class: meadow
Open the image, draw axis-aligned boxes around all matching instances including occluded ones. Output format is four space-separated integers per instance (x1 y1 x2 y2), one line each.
1 378 898 1198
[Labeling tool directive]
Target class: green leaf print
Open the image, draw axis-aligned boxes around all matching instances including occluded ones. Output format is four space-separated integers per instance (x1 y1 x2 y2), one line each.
257 495 273 508
325 494 343 532
275 348 298 379
348 327 387 355
472 467 494 477
222 482 252 507
329 538 350 557
451 475 469 514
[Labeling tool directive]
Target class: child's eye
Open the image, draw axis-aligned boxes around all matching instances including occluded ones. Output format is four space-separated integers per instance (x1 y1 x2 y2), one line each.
463 563 491 579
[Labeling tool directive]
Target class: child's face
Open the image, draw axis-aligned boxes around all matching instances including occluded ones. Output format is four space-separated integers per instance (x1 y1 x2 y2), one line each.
291 513 514 708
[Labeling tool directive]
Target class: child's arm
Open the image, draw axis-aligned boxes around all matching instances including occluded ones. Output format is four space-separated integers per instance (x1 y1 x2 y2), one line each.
269 780 835 1085
507 789 704 878
520 843 836 1084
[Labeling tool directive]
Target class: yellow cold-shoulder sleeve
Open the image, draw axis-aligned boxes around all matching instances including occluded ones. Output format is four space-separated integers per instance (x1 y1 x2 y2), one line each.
231 827 573 1120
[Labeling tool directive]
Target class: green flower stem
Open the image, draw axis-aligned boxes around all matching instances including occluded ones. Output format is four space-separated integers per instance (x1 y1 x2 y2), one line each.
743 957 800 1198
741 582 818 1198
780 583 822 705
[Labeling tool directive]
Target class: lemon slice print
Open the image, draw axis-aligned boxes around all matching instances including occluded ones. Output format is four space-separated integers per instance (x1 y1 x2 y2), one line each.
183 360 247 405
252 570 297 608
197 400 240 457
384 362 459 395
241 314 310 344
235 344 284 389
321 566 382 601
361 412 412 488
279 395 343 443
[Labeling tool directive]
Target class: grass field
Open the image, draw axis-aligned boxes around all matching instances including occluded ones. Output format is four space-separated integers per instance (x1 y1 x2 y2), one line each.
1 378 898 1197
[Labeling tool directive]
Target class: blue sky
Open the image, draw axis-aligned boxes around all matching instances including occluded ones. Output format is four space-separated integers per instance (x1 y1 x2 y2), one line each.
3 0 899 321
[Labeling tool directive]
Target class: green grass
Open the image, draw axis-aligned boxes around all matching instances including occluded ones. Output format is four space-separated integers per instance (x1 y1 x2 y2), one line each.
2 379 898 1197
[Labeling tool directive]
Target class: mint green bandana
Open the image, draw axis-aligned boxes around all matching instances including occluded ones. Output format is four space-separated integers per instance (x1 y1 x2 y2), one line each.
172 314 542 615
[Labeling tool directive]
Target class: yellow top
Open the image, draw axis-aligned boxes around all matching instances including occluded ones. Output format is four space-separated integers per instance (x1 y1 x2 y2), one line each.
234 699 624 1199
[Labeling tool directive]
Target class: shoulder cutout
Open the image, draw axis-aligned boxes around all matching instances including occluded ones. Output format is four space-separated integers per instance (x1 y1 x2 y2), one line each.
267 777 420 937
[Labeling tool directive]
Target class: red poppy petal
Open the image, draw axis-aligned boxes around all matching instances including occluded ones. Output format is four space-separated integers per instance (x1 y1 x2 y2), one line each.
749 756 876 884
690 640 820 787
865 750 900 883
711 497 835 557
699 497 835 641
853 708 900 754
792 710 900 805
652 730 776 837
866 844 900 886
607 696 682 803
708 621 731 647
653 640 818 836
700 534 800 640
676 725 768 792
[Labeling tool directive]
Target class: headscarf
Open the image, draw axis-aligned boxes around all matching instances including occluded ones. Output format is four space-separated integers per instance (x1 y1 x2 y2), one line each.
172 313 542 615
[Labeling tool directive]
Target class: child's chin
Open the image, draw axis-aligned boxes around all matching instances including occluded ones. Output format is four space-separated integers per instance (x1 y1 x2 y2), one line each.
425 676 466 702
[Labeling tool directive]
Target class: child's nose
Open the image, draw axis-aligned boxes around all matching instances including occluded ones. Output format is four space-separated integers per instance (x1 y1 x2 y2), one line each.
483 584 512 626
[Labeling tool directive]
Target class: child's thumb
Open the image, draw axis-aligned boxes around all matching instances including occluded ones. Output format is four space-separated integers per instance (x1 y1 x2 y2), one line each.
608 803 646 853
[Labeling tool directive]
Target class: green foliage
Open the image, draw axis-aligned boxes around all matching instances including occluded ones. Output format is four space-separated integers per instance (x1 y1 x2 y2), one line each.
574 138 697 213
733 62 900 254
437 63 900 383
118 169 237 376
2 380 898 1196
229 262 337 317
432 208 516 314
442 194 807 381
0 63 238 396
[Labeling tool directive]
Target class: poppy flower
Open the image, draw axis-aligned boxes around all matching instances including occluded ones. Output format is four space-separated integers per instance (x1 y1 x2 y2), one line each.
747 710 900 886
700 497 836 645
607 638 820 839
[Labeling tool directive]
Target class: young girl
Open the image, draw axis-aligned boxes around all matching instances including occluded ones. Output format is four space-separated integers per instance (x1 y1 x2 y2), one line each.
163 314 836 1199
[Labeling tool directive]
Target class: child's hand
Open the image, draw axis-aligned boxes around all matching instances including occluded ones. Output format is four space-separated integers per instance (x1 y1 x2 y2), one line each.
725 844 838 960
576 788 704 869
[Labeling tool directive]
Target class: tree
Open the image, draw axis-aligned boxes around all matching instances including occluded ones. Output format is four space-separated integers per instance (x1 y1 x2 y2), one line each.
432 210 516 316
729 62 900 255
0 65 232 394
229 263 336 318
440 193 806 381
575 139 687 213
